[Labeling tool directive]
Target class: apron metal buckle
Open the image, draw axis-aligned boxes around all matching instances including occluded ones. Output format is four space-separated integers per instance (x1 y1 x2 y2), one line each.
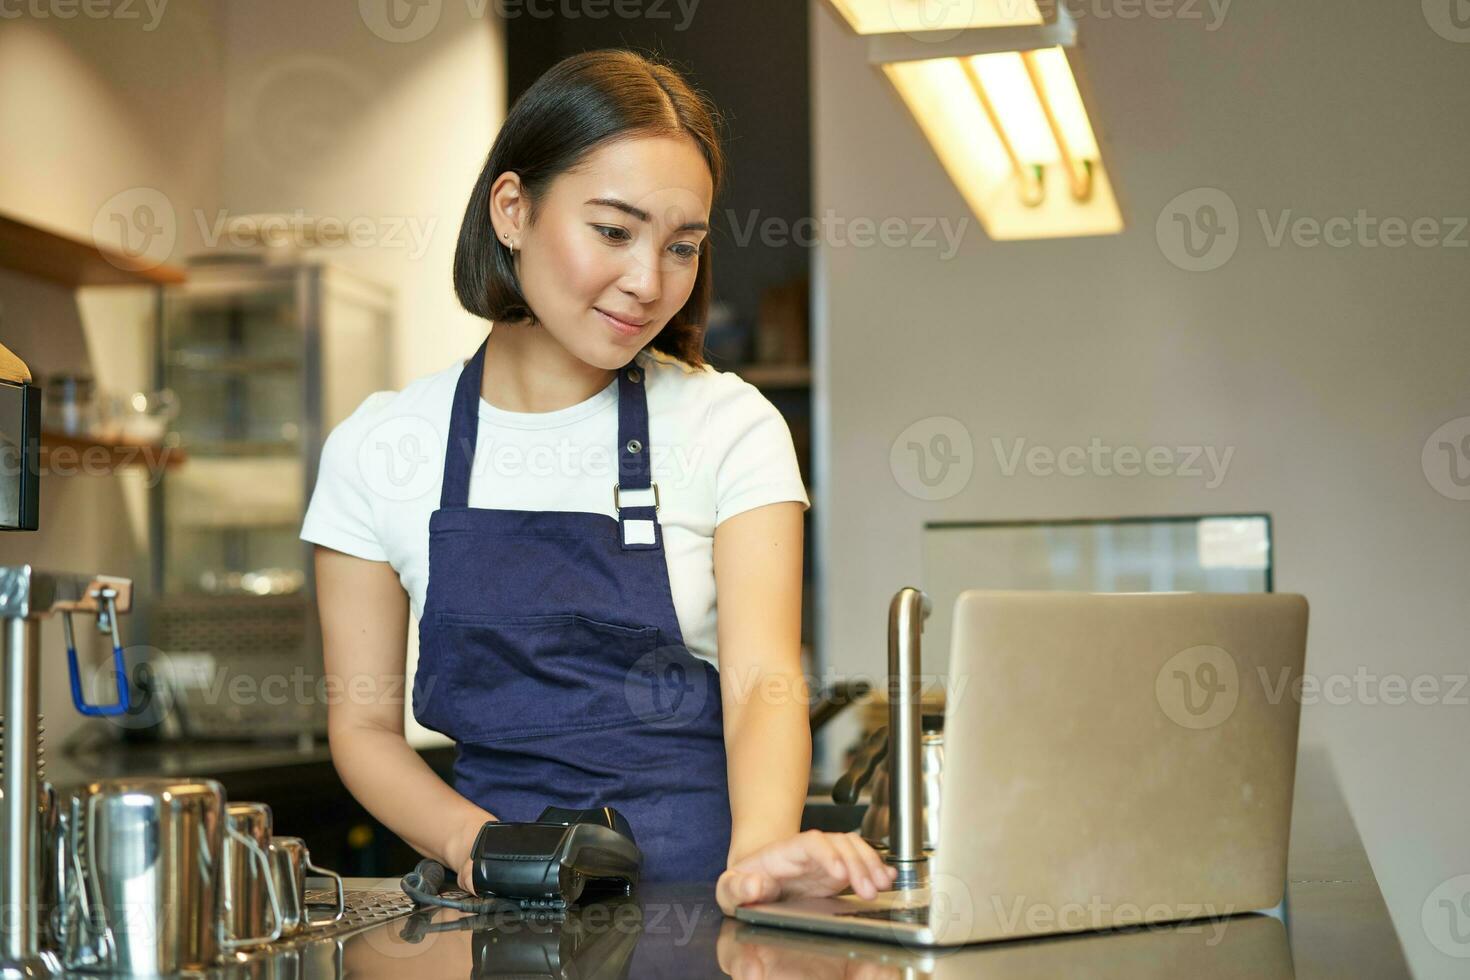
613 482 660 512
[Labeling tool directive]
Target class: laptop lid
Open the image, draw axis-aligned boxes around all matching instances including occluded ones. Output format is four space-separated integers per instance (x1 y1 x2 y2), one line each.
929 590 1309 943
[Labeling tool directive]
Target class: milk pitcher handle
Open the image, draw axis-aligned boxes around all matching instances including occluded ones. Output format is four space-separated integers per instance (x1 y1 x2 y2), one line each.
303 861 346 925
56 794 117 970
220 827 285 949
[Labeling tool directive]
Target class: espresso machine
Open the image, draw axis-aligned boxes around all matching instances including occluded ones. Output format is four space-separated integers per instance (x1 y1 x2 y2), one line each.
1 342 140 977
1 568 136 978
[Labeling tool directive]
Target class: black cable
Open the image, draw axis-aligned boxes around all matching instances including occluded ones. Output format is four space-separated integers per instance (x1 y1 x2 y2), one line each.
399 858 523 915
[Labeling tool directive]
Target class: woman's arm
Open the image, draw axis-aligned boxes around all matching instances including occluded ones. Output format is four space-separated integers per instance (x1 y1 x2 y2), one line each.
711 504 896 916
713 501 811 864
313 545 493 876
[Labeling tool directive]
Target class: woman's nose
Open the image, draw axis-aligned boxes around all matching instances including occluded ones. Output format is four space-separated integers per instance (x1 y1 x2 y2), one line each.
618 246 664 305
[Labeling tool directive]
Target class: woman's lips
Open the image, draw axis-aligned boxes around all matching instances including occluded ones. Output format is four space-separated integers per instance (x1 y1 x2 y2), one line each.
595 307 646 336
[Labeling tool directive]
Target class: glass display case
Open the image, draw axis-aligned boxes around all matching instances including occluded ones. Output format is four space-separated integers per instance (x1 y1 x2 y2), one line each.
918 513 1273 680
145 261 392 739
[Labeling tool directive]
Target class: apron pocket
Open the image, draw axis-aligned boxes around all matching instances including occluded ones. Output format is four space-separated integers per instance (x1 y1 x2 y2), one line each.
422 612 663 745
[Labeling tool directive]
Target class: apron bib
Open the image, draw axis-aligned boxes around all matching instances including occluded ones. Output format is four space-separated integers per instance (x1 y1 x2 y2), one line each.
412 338 732 884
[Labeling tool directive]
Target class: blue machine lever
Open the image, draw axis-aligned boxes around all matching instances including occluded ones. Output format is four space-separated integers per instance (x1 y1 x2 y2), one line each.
64 588 131 717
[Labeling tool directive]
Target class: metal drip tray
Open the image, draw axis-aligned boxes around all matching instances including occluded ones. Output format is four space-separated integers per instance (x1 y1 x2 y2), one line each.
222 886 417 964
300 885 417 938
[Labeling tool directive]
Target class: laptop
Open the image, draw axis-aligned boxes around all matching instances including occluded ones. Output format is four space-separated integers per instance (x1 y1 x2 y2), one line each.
735 590 1310 946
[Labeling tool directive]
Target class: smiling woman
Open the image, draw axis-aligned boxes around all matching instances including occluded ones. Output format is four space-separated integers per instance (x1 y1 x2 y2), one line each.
452 49 722 377
303 47 891 907
465 128 716 389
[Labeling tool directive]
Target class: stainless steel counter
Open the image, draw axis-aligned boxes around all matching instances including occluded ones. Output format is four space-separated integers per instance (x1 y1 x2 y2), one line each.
124 747 1406 979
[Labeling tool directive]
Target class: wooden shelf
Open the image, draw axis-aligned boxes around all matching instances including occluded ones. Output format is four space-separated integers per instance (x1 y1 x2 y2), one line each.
40 430 187 473
0 210 187 288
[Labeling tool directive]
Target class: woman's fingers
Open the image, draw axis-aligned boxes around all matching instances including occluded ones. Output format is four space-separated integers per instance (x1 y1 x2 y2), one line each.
717 868 780 916
849 832 898 891
828 832 879 898
798 829 847 884
457 859 477 896
717 829 901 916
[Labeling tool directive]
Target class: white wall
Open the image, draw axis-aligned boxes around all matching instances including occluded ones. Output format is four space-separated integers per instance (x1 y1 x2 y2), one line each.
216 0 504 387
811 3 1470 978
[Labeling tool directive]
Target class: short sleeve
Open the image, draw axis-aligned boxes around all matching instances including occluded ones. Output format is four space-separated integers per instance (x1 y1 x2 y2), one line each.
712 382 811 528
300 391 397 562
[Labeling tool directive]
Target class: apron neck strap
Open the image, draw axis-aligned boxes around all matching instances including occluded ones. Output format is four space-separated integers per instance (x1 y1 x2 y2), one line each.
440 337 656 547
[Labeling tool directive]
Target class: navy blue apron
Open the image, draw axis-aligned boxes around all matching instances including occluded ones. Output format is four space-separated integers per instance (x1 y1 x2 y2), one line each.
412 337 733 884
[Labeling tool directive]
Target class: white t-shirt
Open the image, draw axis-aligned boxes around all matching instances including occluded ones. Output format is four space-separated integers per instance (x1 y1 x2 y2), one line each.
299 345 810 668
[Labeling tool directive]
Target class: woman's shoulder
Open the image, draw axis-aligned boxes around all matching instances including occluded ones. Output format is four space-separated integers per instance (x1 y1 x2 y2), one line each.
635 349 796 483
636 347 773 416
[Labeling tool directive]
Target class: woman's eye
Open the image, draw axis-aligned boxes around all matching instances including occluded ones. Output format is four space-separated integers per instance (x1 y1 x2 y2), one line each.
595 226 699 262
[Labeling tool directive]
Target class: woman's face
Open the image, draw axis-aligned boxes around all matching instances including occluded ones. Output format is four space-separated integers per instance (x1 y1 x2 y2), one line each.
492 134 713 371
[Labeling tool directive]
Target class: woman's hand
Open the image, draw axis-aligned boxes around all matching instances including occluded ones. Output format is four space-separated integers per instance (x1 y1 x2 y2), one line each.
444 810 497 895
716 918 899 980
716 830 898 917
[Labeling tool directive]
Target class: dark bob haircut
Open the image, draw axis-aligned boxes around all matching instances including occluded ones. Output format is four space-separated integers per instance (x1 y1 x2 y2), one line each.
453 48 726 369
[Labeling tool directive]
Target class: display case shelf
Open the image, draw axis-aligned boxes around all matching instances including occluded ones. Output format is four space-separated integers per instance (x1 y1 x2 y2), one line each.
155 262 392 605
40 429 187 473
166 353 301 374
180 439 302 457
